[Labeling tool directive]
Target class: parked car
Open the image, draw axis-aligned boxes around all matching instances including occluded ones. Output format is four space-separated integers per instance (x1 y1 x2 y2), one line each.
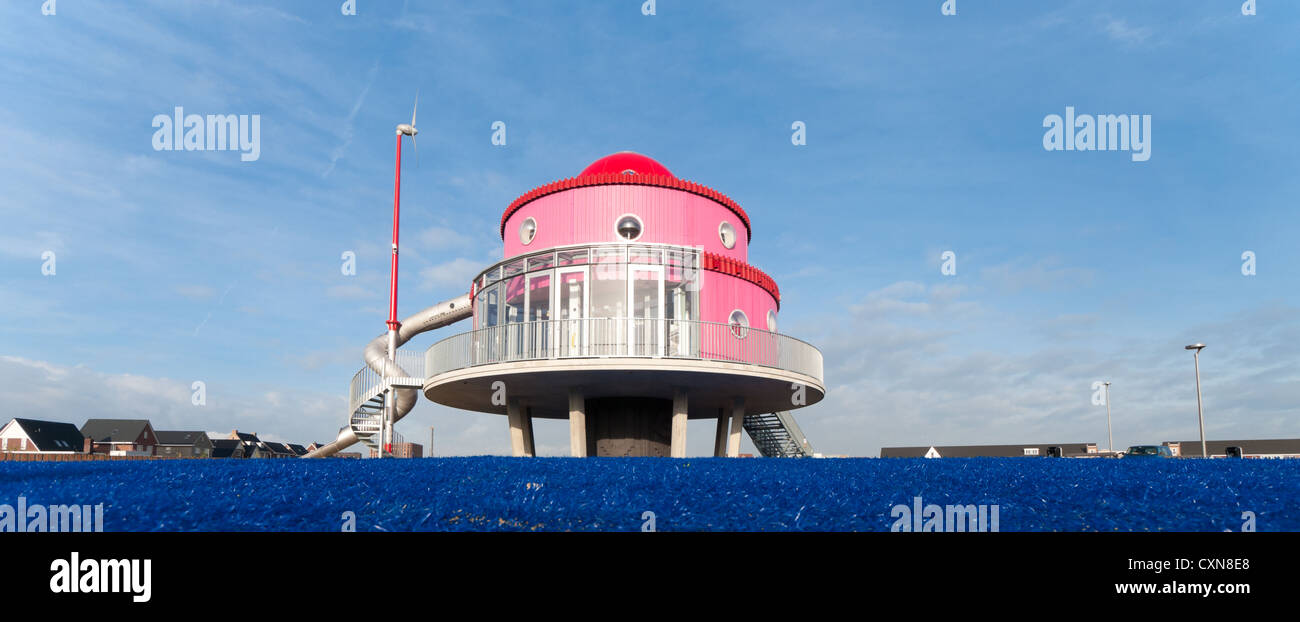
1124 445 1174 458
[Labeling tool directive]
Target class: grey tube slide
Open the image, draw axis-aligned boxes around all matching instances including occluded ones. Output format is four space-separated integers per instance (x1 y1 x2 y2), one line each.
305 293 472 458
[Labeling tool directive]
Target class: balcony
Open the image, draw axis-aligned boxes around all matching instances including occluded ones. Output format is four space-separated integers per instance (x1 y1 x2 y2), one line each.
421 317 824 420
427 317 821 381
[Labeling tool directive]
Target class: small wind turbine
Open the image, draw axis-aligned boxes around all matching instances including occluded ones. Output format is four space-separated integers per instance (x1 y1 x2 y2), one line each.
380 92 420 458
396 91 418 165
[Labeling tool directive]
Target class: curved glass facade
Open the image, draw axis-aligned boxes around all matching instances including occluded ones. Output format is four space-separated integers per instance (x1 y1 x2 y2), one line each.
474 243 703 359
475 243 701 328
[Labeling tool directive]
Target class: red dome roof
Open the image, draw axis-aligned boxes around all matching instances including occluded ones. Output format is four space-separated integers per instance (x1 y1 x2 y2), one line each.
579 152 674 178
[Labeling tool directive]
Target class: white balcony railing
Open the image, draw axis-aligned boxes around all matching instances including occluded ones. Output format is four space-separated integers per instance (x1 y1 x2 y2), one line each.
424 317 823 384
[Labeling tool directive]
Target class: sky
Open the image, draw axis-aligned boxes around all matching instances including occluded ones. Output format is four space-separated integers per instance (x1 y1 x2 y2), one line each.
0 0 1296 457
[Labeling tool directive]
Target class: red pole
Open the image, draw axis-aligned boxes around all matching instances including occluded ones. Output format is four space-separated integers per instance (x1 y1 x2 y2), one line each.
383 132 404 457
387 133 402 333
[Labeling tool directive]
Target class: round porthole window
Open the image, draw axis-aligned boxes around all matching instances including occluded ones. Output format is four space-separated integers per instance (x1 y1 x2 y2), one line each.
719 221 737 249
519 217 537 245
615 214 643 241
766 309 777 333
729 309 749 339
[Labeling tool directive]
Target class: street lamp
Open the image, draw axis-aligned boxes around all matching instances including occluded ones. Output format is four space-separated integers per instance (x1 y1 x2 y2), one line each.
1104 381 1112 453
1185 343 1207 458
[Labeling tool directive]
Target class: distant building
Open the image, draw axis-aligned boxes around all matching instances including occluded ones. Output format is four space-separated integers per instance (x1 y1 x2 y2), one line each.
0 418 87 454
1163 439 1300 459
368 443 423 458
81 419 157 456
210 438 246 459
287 444 308 457
881 443 1098 458
334 452 362 459
263 441 296 458
155 431 213 458
392 442 422 458
229 430 273 458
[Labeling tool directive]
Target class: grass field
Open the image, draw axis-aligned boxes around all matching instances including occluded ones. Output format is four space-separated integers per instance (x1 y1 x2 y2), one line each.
1 457 1295 531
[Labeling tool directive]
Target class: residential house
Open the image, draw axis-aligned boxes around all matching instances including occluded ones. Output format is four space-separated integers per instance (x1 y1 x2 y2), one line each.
81 419 157 456
0 418 88 454
263 441 295 458
210 438 246 459
155 431 213 458
229 430 272 458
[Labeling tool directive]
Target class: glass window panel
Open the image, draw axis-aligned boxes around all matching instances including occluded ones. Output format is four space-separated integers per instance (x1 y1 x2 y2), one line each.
527 274 552 322
497 277 523 359
503 276 525 324
593 248 624 264
528 253 555 271
557 249 588 266
503 259 525 278
628 247 660 265
590 263 626 319
484 285 500 327
559 271 584 320
631 267 662 319
558 270 586 357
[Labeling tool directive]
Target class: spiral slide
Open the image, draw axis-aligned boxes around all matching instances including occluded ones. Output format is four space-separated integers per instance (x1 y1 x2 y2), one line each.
305 293 471 458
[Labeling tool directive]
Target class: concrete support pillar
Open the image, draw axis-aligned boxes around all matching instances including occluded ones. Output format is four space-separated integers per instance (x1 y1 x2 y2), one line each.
523 406 536 457
569 389 587 457
670 388 688 458
726 397 745 458
508 397 529 457
713 408 728 457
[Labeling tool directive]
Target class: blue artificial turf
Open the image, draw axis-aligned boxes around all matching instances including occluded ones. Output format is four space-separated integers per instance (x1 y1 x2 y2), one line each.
0 457 1295 532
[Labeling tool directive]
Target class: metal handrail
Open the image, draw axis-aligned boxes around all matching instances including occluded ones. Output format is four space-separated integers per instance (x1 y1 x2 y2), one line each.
347 349 426 419
424 317 823 383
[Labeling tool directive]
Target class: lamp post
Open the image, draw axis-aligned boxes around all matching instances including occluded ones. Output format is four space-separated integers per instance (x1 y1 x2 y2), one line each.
1185 343 1207 458
1104 381 1112 453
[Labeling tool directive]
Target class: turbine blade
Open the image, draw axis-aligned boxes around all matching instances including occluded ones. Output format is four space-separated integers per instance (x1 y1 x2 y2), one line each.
411 134 418 168
411 90 419 127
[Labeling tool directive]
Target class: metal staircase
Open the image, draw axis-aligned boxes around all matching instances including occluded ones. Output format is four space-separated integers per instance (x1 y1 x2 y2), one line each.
743 411 813 457
345 350 427 454
349 394 386 452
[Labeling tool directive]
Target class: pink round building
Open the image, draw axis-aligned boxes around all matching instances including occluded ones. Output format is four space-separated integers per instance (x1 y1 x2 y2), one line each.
423 152 824 457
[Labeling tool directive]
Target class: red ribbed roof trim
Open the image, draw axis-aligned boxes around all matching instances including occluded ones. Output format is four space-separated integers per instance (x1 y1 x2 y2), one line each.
499 174 753 241
701 251 780 308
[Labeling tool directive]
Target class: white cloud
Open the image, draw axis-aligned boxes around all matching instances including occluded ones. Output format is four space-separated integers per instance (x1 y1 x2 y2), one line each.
0 231 64 260
326 283 373 300
419 257 480 290
174 284 217 301
1101 17 1153 45
979 257 1094 293
795 287 1300 457
323 61 379 178
417 226 476 250
0 355 343 445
